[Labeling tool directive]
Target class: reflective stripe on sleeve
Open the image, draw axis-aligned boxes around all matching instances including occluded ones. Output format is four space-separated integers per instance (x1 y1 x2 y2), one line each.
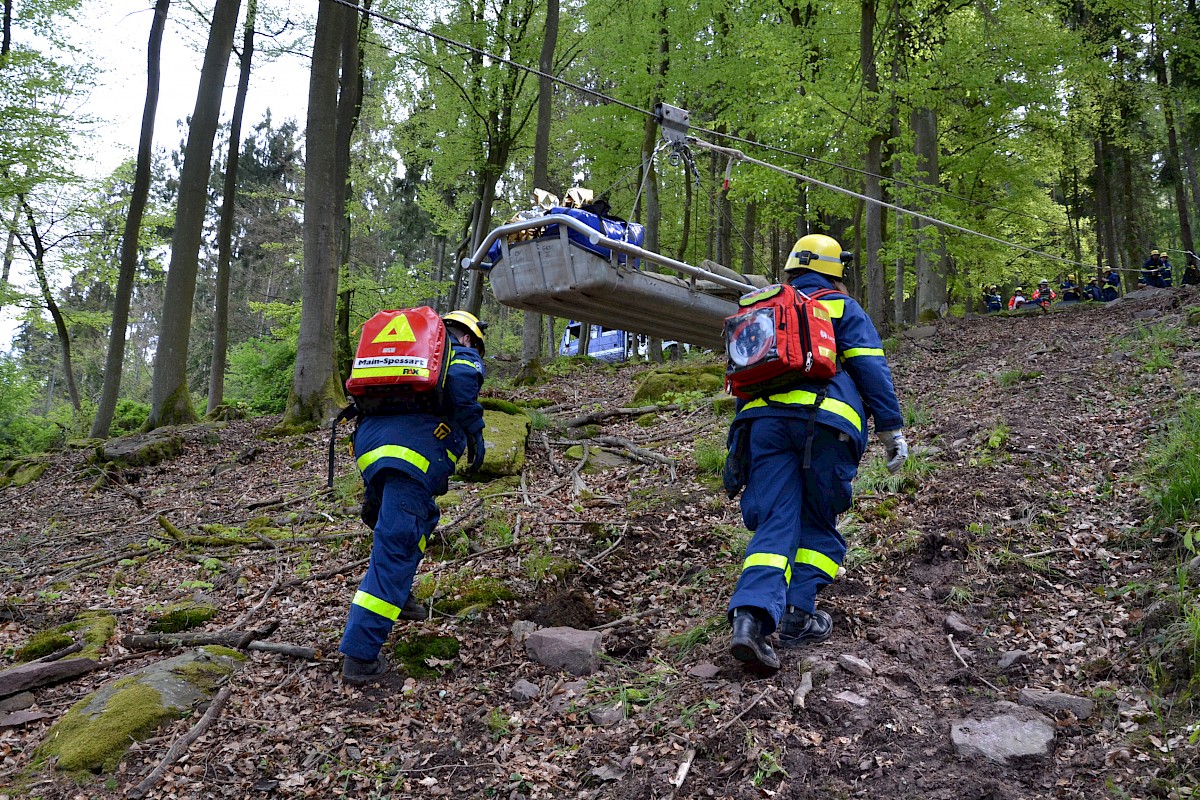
356 445 431 473
818 299 845 318
842 347 884 359
352 590 401 621
742 552 792 584
449 359 481 371
742 390 862 432
418 535 427 553
795 548 840 579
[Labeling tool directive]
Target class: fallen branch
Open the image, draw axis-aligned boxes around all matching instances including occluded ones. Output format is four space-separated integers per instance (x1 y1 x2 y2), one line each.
126 684 234 800
791 671 814 709
122 624 279 652
0 657 99 697
282 557 369 587
947 634 1000 693
31 642 82 664
247 641 318 660
564 404 679 429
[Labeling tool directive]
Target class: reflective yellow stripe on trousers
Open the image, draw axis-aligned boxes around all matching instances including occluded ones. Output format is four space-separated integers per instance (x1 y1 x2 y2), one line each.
842 347 884 359
352 590 401 621
356 444 430 473
742 552 792 584
795 548 839 579
742 390 862 432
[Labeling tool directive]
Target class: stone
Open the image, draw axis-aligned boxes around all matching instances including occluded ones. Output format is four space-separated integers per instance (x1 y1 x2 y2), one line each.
997 650 1031 671
631 365 724 405
34 647 244 774
588 702 625 727
525 627 604 676
801 656 838 679
833 691 869 707
1017 687 1095 720
950 701 1055 764
510 620 539 645
944 613 974 636
1188 554 1200 583
902 325 937 340
468 408 532 479
1132 309 1162 321
95 429 184 468
1109 351 1130 363
837 654 873 678
688 662 721 680
509 679 541 703
0 709 50 728
0 692 35 713
911 445 942 458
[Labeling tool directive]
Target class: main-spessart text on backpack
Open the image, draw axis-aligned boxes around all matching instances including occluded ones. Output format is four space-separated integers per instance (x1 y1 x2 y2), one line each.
328 306 450 486
723 284 838 400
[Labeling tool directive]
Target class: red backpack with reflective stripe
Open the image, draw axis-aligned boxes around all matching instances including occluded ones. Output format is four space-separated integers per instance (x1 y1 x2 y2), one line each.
723 284 838 399
345 306 450 414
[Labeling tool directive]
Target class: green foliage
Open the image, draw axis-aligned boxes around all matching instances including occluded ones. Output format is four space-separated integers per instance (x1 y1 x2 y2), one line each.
692 438 726 476
226 332 298 414
902 399 934 428
1143 398 1200 534
996 369 1042 387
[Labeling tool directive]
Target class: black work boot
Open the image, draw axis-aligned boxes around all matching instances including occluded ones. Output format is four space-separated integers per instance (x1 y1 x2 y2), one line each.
729 608 781 675
777 606 833 649
399 595 428 621
341 653 388 685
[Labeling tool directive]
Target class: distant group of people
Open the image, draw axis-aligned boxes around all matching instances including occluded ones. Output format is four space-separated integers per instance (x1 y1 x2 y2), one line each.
984 248 1200 313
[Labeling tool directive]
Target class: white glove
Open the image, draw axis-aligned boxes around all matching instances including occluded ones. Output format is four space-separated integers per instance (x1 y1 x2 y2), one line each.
877 429 908 474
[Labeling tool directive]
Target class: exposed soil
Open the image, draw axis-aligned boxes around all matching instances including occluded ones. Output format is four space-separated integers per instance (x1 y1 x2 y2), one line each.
2 288 1200 799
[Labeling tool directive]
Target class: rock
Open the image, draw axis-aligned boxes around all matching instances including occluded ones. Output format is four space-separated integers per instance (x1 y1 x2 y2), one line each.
1188 554 1200 583
548 679 588 712
467 408 532 479
1017 687 1095 720
10 461 47 487
1109 351 1130 363
911 445 941 458
687 662 721 680
1132 309 1162 321
588 702 625 727
901 325 937 340
950 701 1055 764
510 679 541 703
834 690 869 707
997 650 1031 671
631 365 724 404
944 613 974 636
95 429 184 468
525 627 604 676
511 620 539 645
837 654 873 678
564 445 632 470
0 709 50 728
34 647 245 774
711 394 736 416
801 656 838 679
0 692 35 713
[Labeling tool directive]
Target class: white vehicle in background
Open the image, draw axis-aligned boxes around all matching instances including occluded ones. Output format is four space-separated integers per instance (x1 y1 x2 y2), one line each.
559 321 688 362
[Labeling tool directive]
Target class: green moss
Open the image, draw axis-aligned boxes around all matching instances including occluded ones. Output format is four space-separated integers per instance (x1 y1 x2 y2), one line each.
436 490 463 511
393 634 461 679
635 413 659 428
63 613 116 660
148 603 219 634
711 394 736 416
436 576 518 615
480 397 525 415
36 680 172 774
631 365 724 405
516 398 555 409
480 474 522 499
12 462 47 487
15 631 75 662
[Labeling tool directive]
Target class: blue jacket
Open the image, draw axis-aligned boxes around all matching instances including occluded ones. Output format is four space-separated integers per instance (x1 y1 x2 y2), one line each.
353 338 485 497
734 272 904 459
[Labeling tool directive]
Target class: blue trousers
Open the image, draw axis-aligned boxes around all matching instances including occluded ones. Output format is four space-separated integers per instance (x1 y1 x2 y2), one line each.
727 417 858 635
339 471 440 661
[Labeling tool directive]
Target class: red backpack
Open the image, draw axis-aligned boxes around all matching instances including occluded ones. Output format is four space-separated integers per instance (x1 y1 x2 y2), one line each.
724 284 838 399
345 306 450 413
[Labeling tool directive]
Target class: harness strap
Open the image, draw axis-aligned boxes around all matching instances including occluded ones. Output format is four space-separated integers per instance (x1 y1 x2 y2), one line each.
327 404 359 488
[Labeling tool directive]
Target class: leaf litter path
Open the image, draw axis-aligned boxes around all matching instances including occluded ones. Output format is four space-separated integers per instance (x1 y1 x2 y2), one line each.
1 289 1197 800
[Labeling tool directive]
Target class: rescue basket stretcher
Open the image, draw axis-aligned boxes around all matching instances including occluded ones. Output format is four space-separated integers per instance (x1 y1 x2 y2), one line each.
463 214 758 349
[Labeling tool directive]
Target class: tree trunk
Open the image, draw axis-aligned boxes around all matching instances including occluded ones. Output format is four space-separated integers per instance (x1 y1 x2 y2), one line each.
1 0 11 57
741 200 756 275
147 0 242 429
1154 49 1195 257
207 0 256 416
517 0 559 384
912 107 945 320
463 173 496 317
334 0 368 385
18 195 80 411
2 202 17 287
92 0 169 437
282 0 352 431
1094 136 1119 280
861 0 885 330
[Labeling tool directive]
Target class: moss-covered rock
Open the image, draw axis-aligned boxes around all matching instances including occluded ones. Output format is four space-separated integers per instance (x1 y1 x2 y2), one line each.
34 648 244 775
631 365 724 405
463 408 532 479
635 413 660 428
565 445 631 472
712 393 736 416
480 397 524 415
434 576 518 616
14 631 75 662
205 403 246 422
95 429 183 468
393 634 461 679
11 462 47 487
147 602 219 634
1188 307 1200 328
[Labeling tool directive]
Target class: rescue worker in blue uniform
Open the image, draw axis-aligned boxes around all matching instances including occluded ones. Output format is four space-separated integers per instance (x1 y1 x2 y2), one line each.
339 310 488 684
1102 268 1120 302
983 285 1003 313
722 233 907 675
1143 250 1166 288
1084 277 1103 302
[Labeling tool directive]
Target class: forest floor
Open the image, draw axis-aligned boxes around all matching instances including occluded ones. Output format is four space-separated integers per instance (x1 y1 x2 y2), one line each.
3 288 1200 800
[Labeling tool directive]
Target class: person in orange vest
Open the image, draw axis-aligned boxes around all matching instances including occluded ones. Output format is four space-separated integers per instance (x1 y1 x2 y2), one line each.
1031 279 1056 310
1007 286 1027 310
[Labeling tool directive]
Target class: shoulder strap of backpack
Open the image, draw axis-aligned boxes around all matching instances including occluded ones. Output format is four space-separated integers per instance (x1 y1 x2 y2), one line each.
327 403 360 488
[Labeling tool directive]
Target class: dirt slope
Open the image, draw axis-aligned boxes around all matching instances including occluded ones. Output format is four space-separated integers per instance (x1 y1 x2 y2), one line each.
2 288 1198 800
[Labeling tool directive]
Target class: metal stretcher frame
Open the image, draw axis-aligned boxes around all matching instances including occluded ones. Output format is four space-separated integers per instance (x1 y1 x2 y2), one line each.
463 214 756 349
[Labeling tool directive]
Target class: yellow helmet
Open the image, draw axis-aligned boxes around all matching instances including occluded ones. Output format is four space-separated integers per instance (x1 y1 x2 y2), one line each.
442 310 488 355
784 234 853 278
1151 249 1160 256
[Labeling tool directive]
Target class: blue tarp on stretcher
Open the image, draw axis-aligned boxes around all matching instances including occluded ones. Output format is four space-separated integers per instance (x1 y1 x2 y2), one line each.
486 207 645 269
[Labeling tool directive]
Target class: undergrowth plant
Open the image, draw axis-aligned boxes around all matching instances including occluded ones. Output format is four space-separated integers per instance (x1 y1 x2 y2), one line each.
1143 397 1200 546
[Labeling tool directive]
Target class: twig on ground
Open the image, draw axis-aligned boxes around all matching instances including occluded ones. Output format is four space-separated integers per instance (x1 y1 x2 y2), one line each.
30 642 83 664
673 687 771 796
570 445 590 496
1021 546 1074 559
223 569 282 631
282 557 369 587
564 404 679 428
947 634 1000 692
127 684 235 800
791 671 814 709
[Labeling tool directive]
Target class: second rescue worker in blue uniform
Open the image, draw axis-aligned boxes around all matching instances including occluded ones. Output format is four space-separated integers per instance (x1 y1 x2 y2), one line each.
724 234 907 675
339 310 488 684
